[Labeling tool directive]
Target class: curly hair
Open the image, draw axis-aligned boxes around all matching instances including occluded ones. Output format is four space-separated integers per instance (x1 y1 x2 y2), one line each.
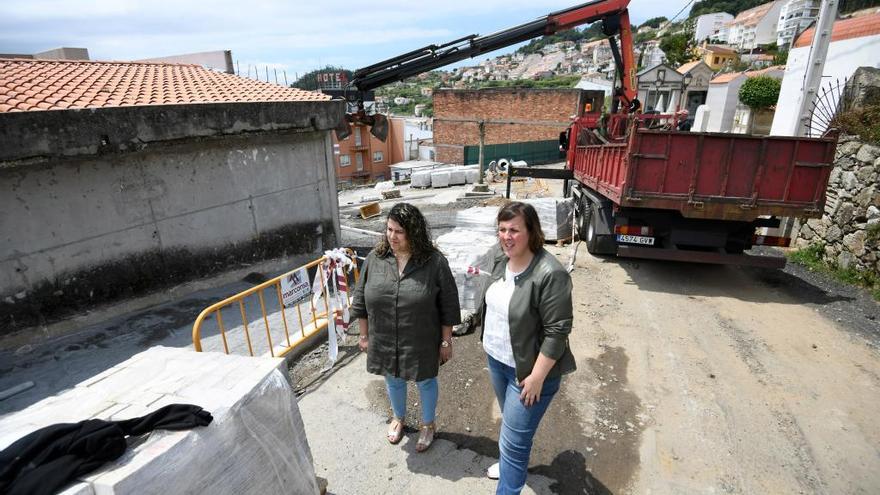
375 203 436 263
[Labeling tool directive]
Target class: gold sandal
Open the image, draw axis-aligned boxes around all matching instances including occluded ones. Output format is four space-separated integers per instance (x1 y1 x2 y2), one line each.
387 417 404 444
416 423 435 452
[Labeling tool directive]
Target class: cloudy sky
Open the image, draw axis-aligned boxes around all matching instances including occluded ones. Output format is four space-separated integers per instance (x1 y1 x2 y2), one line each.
1 0 692 82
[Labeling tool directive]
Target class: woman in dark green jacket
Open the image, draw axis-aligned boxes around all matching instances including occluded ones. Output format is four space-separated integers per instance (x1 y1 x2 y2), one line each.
479 201 575 494
350 203 460 452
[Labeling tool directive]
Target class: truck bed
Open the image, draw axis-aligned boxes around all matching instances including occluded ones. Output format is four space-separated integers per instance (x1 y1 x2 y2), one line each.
569 129 837 222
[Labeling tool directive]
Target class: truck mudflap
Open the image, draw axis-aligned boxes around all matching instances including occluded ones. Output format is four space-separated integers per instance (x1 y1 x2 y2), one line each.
617 245 786 269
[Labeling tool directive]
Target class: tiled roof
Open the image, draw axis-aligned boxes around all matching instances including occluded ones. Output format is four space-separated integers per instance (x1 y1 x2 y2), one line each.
733 1 778 27
710 65 784 84
794 10 880 48
0 59 330 113
677 61 702 74
710 71 744 84
705 45 738 55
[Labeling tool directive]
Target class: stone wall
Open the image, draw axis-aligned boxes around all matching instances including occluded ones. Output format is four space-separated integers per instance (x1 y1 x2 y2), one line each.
791 135 880 273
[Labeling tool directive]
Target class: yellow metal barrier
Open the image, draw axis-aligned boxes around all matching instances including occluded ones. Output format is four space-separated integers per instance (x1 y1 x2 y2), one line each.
192 250 360 358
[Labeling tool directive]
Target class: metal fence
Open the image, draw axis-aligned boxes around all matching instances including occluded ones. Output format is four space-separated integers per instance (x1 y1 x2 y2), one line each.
192 250 359 358
464 139 563 166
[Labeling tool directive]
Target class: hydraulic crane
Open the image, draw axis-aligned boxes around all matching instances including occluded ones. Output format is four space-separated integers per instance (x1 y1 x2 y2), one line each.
336 0 637 141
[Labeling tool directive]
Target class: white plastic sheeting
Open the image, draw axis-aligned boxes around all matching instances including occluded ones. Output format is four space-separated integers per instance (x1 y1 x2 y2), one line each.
436 207 499 311
410 170 432 188
431 171 451 188
448 168 467 185
522 197 574 241
0 347 319 495
464 168 479 184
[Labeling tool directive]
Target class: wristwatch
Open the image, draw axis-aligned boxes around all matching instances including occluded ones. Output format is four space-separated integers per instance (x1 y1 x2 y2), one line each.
440 340 451 348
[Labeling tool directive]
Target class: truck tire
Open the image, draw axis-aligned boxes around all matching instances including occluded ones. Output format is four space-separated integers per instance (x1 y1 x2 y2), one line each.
577 195 591 242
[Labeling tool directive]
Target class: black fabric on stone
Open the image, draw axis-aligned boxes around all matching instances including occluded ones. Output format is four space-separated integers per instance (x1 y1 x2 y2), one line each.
0 404 212 495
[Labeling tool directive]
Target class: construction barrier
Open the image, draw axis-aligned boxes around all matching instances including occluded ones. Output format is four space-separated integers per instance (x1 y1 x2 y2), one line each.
192 248 360 359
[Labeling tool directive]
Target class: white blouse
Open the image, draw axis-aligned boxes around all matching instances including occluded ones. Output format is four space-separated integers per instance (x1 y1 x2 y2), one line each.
482 264 520 368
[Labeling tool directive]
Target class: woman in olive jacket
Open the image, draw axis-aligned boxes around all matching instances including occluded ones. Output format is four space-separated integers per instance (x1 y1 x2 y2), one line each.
350 203 461 452
479 201 575 495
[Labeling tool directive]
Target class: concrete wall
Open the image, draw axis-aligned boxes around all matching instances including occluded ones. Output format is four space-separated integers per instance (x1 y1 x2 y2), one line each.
433 88 585 164
0 101 344 332
771 34 880 136
705 80 744 132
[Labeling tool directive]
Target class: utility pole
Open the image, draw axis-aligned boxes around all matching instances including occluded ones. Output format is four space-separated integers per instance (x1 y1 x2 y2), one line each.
473 121 489 193
794 0 837 137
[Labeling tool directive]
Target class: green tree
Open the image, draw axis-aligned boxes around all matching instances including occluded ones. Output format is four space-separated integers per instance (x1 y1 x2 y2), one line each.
689 0 766 17
291 66 353 91
639 16 668 29
659 33 699 67
738 76 781 109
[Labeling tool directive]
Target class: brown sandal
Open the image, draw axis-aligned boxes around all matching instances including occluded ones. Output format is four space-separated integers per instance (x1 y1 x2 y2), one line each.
415 423 435 452
387 417 404 444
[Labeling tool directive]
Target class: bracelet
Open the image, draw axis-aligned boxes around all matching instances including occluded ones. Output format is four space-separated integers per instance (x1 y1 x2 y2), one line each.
358 335 368 341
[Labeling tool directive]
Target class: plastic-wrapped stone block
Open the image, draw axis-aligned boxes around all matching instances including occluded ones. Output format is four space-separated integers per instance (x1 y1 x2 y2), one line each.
411 170 432 188
522 197 574 241
464 169 480 184
0 347 320 495
437 230 497 311
449 168 467 185
431 171 451 188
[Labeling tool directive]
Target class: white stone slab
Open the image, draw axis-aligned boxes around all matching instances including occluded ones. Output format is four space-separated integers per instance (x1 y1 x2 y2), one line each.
449 168 467 185
430 171 451 188
0 346 319 495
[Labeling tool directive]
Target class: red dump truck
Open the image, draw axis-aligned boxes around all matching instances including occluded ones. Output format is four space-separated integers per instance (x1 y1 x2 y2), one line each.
541 102 839 268
338 0 838 267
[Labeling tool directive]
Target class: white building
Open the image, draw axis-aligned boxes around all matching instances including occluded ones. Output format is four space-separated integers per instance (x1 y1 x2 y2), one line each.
694 12 735 42
777 0 821 48
727 1 785 49
704 66 784 132
575 76 613 99
771 10 880 136
640 40 666 68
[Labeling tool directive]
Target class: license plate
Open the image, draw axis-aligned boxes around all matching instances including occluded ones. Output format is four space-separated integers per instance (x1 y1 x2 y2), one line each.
616 234 655 245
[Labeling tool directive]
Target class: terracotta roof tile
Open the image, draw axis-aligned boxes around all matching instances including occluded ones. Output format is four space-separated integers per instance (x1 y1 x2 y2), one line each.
677 61 701 74
733 1 778 27
794 10 880 48
711 71 744 84
0 59 330 113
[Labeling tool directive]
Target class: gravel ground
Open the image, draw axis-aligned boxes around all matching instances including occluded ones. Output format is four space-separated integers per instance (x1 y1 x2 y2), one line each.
289 182 879 494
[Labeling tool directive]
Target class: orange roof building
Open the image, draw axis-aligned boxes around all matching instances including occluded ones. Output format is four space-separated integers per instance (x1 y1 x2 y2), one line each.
0 58 328 113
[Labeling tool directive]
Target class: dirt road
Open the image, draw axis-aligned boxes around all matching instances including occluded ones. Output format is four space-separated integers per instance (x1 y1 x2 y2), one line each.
296 242 880 494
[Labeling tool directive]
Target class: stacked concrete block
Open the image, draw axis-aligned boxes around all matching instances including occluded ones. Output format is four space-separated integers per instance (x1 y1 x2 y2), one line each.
436 207 501 311
449 167 467 185
522 197 574 241
431 170 451 188
411 170 432 188
464 167 480 184
0 346 320 495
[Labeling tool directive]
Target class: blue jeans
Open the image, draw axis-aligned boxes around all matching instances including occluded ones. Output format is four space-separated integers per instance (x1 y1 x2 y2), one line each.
384 375 438 424
487 354 561 495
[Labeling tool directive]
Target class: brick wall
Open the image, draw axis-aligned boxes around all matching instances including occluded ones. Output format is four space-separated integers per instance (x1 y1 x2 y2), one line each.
433 88 585 164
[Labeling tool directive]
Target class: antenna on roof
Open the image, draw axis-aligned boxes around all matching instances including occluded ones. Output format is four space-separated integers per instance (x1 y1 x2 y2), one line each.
283 70 288 86
265 66 269 82
236 60 240 76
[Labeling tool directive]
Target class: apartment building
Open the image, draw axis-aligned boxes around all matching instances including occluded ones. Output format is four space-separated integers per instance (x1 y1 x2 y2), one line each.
777 0 821 48
693 12 735 42
727 1 785 49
